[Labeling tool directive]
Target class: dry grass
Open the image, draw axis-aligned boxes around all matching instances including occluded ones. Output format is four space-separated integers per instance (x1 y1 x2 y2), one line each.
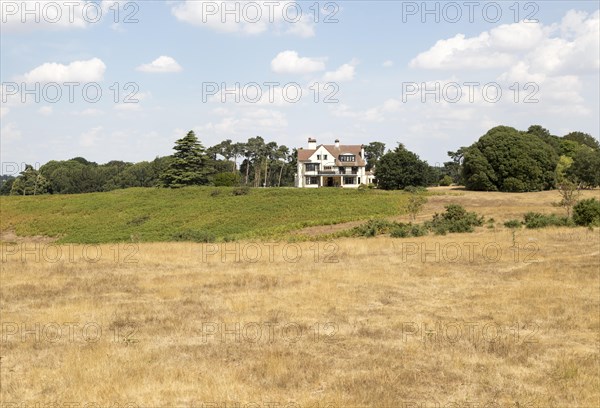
1 189 599 407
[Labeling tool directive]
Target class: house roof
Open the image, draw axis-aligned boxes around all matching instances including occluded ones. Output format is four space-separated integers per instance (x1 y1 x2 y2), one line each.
298 144 366 166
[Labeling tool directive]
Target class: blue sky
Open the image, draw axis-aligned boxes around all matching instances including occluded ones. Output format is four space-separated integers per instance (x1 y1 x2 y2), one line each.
1 0 599 171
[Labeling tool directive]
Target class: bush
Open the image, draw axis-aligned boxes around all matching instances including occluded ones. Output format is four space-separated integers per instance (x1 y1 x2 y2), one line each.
210 189 221 197
358 183 369 190
232 186 251 196
573 198 600 226
523 212 572 229
425 204 484 235
504 219 522 229
214 172 241 187
439 175 453 186
171 229 215 243
351 219 396 237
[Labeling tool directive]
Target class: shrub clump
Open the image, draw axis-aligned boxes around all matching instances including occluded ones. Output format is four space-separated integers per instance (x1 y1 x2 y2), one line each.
425 204 484 235
232 186 251 196
351 219 396 237
172 229 215 243
389 223 428 238
572 198 600 227
522 212 573 229
439 175 453 186
504 219 522 229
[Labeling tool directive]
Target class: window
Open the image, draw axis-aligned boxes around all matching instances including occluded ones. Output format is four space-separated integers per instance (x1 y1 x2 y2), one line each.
323 154 328 160
305 176 319 185
305 163 318 172
344 177 356 185
339 155 356 162
317 155 321 160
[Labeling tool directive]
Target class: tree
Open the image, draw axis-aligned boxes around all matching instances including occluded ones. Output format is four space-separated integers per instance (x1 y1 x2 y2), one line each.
405 193 428 221
462 126 559 192
276 145 290 187
375 144 430 190
554 181 581 218
10 165 50 196
160 131 212 188
563 131 600 151
567 148 600 188
0 176 16 195
364 142 386 171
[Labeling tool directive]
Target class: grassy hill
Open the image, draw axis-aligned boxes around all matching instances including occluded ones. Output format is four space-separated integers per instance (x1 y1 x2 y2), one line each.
0 187 409 243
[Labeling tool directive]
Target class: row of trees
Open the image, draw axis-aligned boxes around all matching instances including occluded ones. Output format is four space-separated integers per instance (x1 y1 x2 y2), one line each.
2 126 598 195
0 132 301 195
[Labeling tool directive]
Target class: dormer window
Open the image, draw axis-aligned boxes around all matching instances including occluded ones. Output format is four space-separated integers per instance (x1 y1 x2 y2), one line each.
339 154 356 162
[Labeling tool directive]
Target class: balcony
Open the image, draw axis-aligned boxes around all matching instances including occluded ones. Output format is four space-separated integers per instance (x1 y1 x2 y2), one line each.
317 170 358 176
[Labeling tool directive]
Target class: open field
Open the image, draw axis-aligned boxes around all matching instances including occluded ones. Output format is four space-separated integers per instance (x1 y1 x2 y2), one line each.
1 189 599 406
1 186 599 243
0 187 409 243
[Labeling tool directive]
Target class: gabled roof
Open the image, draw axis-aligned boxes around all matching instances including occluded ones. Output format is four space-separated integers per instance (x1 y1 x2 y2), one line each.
297 144 366 166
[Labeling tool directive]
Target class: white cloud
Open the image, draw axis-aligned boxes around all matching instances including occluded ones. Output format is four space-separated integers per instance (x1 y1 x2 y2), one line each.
79 126 102 147
21 58 106 83
0 0 89 32
410 11 599 73
323 62 356 82
271 50 326 74
382 60 394 68
38 106 53 116
171 1 315 37
136 56 183 73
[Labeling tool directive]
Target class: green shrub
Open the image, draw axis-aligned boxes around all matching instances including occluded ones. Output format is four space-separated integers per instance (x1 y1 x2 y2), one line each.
214 172 241 187
439 175 453 186
504 219 522 229
358 183 369 190
171 229 215 243
573 198 600 227
410 224 428 237
523 212 572 229
232 186 251 196
425 204 484 235
210 189 221 197
351 219 396 237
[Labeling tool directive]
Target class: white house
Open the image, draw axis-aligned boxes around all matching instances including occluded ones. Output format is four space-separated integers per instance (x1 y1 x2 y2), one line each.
295 138 375 188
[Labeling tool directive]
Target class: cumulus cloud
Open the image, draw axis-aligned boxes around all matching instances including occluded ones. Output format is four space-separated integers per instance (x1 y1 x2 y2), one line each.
323 61 357 82
171 0 315 37
271 50 325 74
410 11 599 73
21 58 106 83
136 56 183 73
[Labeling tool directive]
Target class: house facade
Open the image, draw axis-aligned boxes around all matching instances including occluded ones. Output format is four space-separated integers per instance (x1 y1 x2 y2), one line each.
295 138 375 188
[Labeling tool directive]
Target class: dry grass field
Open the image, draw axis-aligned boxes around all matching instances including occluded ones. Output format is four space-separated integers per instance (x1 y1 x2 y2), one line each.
1 189 599 407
